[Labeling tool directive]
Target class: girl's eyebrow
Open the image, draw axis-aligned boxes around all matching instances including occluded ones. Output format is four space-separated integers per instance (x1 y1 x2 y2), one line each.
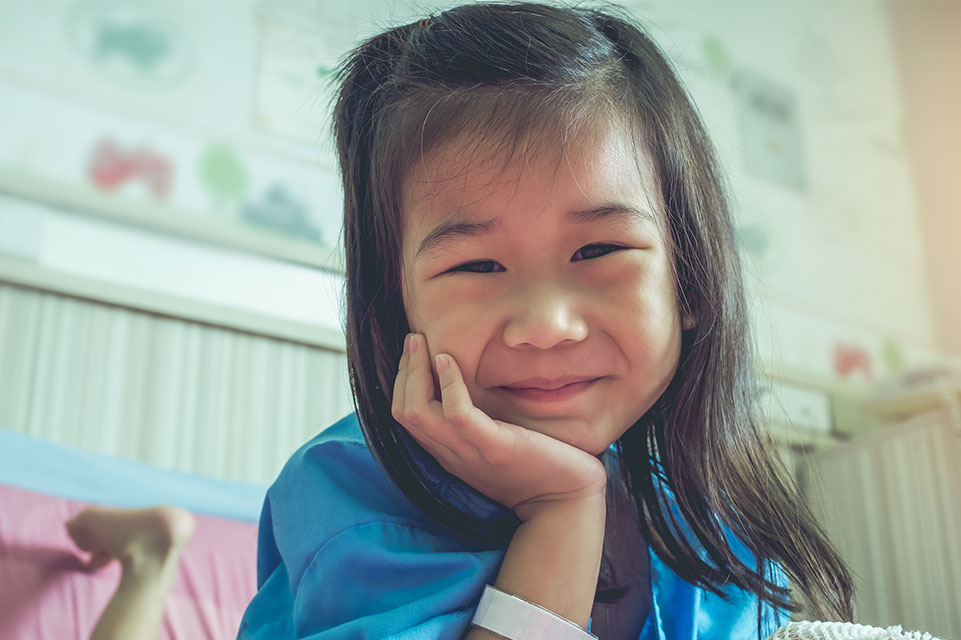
416 219 500 259
414 203 657 259
568 204 658 228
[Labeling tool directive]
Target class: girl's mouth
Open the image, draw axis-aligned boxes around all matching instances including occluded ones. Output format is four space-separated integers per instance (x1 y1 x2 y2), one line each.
499 378 600 403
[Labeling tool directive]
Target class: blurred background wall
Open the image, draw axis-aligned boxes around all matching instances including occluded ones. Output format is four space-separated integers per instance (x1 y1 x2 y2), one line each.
0 0 958 633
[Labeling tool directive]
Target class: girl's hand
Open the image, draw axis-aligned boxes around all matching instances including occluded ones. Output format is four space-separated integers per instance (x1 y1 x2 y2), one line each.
391 333 607 521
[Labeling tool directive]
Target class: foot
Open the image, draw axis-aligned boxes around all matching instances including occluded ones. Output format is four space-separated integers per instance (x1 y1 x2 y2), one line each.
66 506 195 573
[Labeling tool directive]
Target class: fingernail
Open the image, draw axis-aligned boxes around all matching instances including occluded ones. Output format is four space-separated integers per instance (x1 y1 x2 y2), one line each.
435 354 449 372
409 335 419 353
403 334 410 354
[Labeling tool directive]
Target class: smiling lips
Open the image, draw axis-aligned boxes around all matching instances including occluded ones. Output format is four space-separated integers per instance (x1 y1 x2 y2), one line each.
499 376 602 402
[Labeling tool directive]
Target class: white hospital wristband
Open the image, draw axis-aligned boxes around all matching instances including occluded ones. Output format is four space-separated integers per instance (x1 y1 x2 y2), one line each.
470 585 598 640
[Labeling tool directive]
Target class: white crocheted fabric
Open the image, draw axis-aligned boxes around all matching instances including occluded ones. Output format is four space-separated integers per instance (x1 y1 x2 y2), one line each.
766 621 941 640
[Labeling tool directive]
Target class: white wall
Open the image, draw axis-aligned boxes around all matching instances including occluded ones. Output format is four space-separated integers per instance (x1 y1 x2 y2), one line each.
625 1 937 382
0 0 944 385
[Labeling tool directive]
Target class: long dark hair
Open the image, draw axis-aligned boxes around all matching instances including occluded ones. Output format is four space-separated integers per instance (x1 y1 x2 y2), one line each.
333 1 854 624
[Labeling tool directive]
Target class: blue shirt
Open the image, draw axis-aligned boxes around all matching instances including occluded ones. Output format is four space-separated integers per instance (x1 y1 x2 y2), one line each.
238 413 789 639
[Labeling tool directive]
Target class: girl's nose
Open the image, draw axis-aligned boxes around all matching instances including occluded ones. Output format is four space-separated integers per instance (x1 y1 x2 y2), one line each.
501 288 589 350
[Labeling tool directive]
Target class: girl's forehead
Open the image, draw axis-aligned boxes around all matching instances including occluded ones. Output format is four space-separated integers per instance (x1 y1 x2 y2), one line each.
400 121 663 228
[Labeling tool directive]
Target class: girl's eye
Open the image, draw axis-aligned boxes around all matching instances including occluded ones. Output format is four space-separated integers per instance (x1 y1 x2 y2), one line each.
445 246 622 273
448 260 504 274
572 244 623 261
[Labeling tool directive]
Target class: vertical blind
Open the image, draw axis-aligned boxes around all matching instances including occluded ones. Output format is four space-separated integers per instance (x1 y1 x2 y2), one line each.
806 405 961 637
0 282 354 485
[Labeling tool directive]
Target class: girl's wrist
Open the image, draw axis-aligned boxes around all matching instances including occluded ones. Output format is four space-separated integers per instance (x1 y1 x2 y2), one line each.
495 491 607 629
513 489 607 524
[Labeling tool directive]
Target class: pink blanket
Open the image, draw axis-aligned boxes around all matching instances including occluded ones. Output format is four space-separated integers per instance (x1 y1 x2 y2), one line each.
0 482 258 640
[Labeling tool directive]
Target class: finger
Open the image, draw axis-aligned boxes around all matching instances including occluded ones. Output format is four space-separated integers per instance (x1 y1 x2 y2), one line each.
391 334 412 421
395 334 455 458
391 334 428 431
404 334 442 422
434 353 495 441
434 353 472 416
435 353 523 467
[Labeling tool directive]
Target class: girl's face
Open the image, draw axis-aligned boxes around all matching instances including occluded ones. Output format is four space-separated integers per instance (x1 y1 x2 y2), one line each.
400 124 687 456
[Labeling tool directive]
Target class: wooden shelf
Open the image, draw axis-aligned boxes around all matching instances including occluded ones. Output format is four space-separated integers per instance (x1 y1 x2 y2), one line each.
865 388 961 422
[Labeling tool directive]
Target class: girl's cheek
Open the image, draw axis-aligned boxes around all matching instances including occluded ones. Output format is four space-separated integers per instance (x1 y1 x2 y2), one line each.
422 291 490 326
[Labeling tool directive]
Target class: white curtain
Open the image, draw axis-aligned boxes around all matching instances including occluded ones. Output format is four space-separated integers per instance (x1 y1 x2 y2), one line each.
0 282 354 484
806 406 961 637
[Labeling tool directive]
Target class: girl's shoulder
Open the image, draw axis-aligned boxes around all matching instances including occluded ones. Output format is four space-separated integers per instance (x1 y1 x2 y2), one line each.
245 414 503 639
645 473 791 637
296 410 368 448
269 412 427 535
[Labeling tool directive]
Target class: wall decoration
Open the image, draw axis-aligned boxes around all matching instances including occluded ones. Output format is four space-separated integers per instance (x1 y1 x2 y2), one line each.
87 138 172 200
198 144 249 217
241 184 321 244
252 2 356 152
64 1 194 89
0 79 337 261
0 1 942 375
701 33 732 79
833 342 873 381
735 222 772 265
882 337 907 373
732 69 806 192
791 13 900 126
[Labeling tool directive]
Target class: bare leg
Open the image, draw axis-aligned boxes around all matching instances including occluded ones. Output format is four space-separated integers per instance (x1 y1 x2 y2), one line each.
66 506 195 640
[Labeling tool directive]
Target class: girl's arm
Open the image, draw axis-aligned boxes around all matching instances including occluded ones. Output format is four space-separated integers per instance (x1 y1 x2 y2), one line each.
392 334 608 636
472 492 606 637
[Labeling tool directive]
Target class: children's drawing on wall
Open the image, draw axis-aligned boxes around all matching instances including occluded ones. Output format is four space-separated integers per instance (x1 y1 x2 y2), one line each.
87 137 172 201
700 33 733 80
242 185 321 244
64 1 193 90
198 144 249 217
735 221 773 266
833 342 873 382
196 144 323 244
882 337 907 374
733 69 806 192
253 2 355 156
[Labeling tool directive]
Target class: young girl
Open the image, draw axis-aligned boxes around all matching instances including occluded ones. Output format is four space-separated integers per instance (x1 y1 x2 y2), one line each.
239 3 855 638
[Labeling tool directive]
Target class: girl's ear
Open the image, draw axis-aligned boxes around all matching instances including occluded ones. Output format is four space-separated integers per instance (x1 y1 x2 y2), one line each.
682 312 696 331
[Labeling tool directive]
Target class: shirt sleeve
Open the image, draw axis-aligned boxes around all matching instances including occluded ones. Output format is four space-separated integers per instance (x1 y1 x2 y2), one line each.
240 519 502 640
645 546 791 640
